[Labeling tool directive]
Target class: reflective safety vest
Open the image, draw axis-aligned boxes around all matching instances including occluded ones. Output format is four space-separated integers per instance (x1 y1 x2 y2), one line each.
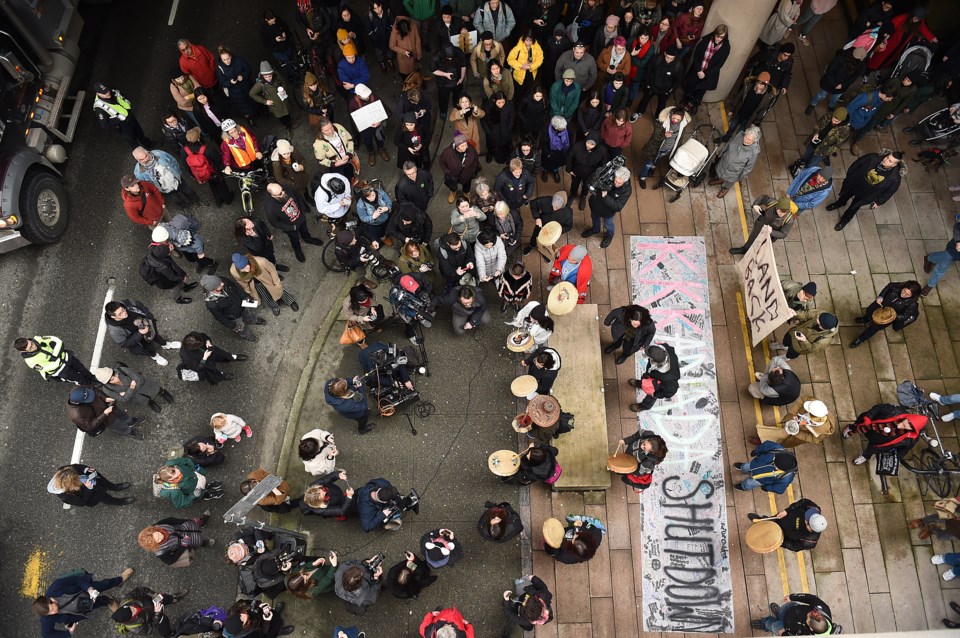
21 335 67 378
93 92 131 121
226 127 258 168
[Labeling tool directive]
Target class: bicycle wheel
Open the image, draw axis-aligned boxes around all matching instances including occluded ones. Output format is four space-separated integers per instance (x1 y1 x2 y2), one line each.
322 241 346 272
918 448 953 498
241 189 254 214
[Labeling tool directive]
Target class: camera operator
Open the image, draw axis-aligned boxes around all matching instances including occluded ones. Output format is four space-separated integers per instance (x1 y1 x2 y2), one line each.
582 164 632 248
435 232 477 293
334 554 384 616
324 375 375 434
334 229 384 289
389 274 436 343
355 479 403 532
360 342 415 392
440 285 492 336
386 202 433 247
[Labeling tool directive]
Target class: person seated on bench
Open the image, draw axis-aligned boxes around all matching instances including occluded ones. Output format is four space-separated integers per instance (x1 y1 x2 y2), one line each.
547 244 592 304
626 343 679 412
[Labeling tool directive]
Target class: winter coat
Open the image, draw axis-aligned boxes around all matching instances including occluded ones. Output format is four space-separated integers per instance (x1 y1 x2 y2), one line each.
441 285 489 324
405 0 436 21
483 71 516 100
477 501 524 542
179 44 217 89
473 1 516 41
673 11 705 48
604 307 656 356
439 144 481 187
808 113 849 158
851 403 926 450
419 607 476 638
143 243 186 290
204 277 251 328
324 379 369 419
486 207 524 249
639 342 680 398
249 74 293 118
589 177 631 218
756 356 801 406
97 365 160 407
871 281 921 328
157 457 206 508
502 576 553 631
474 237 507 280
471 41 507 77
596 46 632 81
555 50 598 91
46 464 117 507
133 150 184 193
215 54 257 117
264 190 309 233
728 80 778 125
644 53 683 94
566 139 609 181
450 106 486 149
105 299 159 352
481 103 516 149
335 561 382 613
776 499 822 552
245 467 293 508
548 244 593 302
337 58 372 93
818 50 864 94
759 0 802 46
230 256 283 302
788 166 834 212
601 78 629 114
749 194 795 241
386 555 437 599
545 523 604 564
549 81 582 120
517 94 549 140
523 345 561 394
121 181 165 226
436 241 476 285
313 123 355 168
450 206 487 244
271 146 310 196
744 440 796 493
714 132 761 183
494 167 536 208
847 90 883 130
790 309 838 354
389 17 423 75
300 472 355 518
158 213 205 255
623 429 664 474
600 116 632 149
840 152 903 205
355 477 393 531
365 6 395 50
687 34 730 92
642 106 690 160
577 102 604 137
387 204 434 245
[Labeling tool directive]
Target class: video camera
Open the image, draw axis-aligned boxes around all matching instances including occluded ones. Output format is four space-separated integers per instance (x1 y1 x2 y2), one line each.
391 287 435 328
587 155 626 194
382 489 421 530
360 343 422 412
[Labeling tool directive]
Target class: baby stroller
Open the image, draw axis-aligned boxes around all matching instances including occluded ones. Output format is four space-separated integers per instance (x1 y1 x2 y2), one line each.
905 103 960 147
658 124 721 203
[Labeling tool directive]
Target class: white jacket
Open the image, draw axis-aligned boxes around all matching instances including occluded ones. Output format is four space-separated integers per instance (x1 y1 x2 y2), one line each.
300 428 338 475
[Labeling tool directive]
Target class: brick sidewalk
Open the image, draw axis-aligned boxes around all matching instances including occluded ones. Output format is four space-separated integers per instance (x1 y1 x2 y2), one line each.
516 10 960 637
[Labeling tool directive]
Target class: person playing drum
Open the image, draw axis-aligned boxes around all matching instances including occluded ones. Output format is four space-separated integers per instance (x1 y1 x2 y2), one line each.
617 429 668 493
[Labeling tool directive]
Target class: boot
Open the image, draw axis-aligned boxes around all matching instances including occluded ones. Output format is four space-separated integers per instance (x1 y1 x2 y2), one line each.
850 142 861 156
362 278 379 290
578 196 586 211
849 337 864 348
638 177 646 189
804 104 814 116
148 400 162 414
160 388 174 403
175 296 192 304
380 148 389 162
924 257 933 273
921 285 932 297
448 190 456 204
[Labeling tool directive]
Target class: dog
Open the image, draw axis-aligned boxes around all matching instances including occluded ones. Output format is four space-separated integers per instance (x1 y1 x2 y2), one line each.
913 147 959 172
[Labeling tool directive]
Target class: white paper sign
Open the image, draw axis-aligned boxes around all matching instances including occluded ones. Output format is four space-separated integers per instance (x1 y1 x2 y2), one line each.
736 225 795 345
349 100 388 132
451 30 478 52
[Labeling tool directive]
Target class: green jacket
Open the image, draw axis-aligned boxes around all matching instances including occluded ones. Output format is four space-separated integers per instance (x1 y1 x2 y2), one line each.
791 310 837 354
404 0 437 22
158 457 205 509
810 114 850 158
549 81 581 121
249 76 293 118
780 279 814 314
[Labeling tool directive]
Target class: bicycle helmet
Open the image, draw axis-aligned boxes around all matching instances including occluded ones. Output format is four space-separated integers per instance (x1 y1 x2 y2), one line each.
327 175 346 195
221 118 238 132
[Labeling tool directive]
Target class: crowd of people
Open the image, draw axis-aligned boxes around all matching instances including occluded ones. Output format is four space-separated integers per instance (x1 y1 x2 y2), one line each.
16 0 960 635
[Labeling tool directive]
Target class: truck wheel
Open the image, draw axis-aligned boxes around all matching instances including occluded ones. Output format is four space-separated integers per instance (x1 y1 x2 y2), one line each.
18 171 68 244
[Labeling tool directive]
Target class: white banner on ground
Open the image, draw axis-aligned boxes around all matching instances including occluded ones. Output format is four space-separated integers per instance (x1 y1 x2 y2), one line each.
736 225 794 346
349 100 388 132
631 236 733 634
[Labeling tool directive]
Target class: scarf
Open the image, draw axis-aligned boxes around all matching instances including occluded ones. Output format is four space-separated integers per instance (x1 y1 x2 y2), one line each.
496 212 517 238
548 126 569 151
609 46 626 69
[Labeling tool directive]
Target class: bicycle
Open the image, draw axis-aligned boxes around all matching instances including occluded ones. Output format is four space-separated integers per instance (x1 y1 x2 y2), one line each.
876 381 960 498
225 168 269 214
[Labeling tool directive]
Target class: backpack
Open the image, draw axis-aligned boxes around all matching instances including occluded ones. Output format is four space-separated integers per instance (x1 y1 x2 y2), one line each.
139 253 162 286
184 146 215 184
114 599 149 635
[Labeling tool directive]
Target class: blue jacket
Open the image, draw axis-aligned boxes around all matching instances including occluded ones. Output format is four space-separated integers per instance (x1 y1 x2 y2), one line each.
133 150 183 189
847 90 882 131
337 58 371 94
324 379 369 419
356 188 392 226
356 477 393 531
747 440 796 494
787 166 833 213
40 571 95 638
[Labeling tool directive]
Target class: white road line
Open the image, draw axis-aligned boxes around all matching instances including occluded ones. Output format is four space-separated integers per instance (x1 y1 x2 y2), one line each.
64 278 117 509
168 0 180 26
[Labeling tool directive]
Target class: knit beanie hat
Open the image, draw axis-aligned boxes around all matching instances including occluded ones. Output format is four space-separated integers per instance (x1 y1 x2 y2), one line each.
453 131 467 147
818 312 838 329
201 275 222 291
832 106 848 121
569 245 588 261
801 282 817 296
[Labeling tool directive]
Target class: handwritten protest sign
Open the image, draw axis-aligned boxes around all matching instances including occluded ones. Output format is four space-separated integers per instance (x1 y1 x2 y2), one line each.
736 225 794 346
349 100 388 132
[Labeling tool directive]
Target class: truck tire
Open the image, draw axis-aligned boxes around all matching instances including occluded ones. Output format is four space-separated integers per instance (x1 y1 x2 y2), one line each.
18 171 69 244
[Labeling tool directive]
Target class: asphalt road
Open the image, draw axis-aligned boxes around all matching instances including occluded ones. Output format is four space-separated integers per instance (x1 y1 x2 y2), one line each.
0 1 347 634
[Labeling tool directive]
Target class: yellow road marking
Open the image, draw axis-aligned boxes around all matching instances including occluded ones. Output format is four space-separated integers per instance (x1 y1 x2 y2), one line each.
21 548 49 598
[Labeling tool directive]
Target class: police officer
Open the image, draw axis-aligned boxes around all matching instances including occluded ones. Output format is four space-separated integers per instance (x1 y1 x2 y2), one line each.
92 82 154 149
14 335 96 385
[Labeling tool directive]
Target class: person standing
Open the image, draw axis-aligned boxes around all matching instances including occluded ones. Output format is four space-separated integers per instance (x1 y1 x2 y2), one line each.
472 31 508 83
139 239 199 304
235 216 287 272
825 150 904 231
806 47 867 114
794 0 838 46
752 593 836 634
617 429 668 492
14 335 95 385
565 132 608 210
440 133 481 204
120 175 167 228
349 84 391 166
93 364 173 414
728 195 798 255
395 162 436 213
474 0 516 42
178 331 246 385
582 165 631 248
386 551 437 599
477 501 524 542
34 567 135 638
420 607 476 638
526 191 573 258
482 92 516 165
152 220 217 276
603 305 656 365
638 106 689 189
787 165 834 214
200 275 265 342
708 126 762 199
105 299 182 367
842 402 926 466
389 15 422 79
270 139 310 209
335 556 384 616
850 280 921 348
47 464 134 507
92 82 154 149
263 182 323 264
923 220 960 297
177 39 217 89
635 45 682 118
230 253 299 317
66 385 142 439
555 41 597 93
846 86 896 156
599 108 632 159
494 158 535 217
249 61 295 137
683 25 730 106
750 498 827 552
325 376 374 433
789 108 849 175
543 515 606 563
501 575 553 636
758 0 802 49
216 46 258 125
507 31 544 101
221 119 263 174
747 356 801 407
182 128 233 208
770 310 838 359
781 279 817 314
431 43 468 119
133 146 201 209
109 586 187 635
720 73 777 143
367 1 396 72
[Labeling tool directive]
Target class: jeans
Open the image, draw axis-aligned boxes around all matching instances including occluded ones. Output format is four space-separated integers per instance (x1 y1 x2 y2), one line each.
590 213 616 237
762 602 800 634
936 393 960 420
723 114 748 141
941 553 960 578
641 149 670 178
810 89 841 109
927 250 959 287
797 141 826 168
795 5 825 36
735 458 766 490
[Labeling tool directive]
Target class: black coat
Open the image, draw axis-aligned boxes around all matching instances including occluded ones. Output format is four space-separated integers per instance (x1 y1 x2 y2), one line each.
775 498 821 552
396 93 435 145
517 443 558 483
517 94 549 140
52 464 112 507
604 307 656 356
503 576 553 631
144 243 187 290
819 50 865 94
387 203 434 245
436 242 476 285
481 102 516 149
589 179 632 217
840 153 902 205
747 47 794 92
644 54 683 94
477 501 524 542
395 170 435 213
686 35 730 91
523 345 561 394
529 195 573 233
641 343 680 398
237 217 276 259
623 429 664 473
566 140 609 180
386 555 437 599
494 167 535 208
872 281 920 327
781 593 834 635
263 191 309 233
178 332 234 384
544 525 603 564
204 278 251 327
299 472 355 518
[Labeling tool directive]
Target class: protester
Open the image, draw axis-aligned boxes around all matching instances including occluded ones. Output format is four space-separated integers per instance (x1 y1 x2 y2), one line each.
748 356 801 407
93 364 171 414
105 299 182 367
34 567 135 638
200 275 266 342
478 501 524 542
154 457 223 508
850 281 921 348
543 515 606 563
240 468 300 514
137 513 217 567
501 575 554 636
325 376 374 433
178 331 246 385
825 150 904 231
769 310 838 359
731 440 797 493
300 470 355 519
47 464 135 507
583 165 631 248
728 195 798 255
709 126 762 199
230 253 299 317
66 385 142 439
120 175 167 228
752 593 836 634
603 305 656 365
842 403 926 466
183 434 225 468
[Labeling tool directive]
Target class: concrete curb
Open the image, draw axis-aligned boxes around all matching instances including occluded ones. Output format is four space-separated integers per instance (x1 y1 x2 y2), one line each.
268 274 358 530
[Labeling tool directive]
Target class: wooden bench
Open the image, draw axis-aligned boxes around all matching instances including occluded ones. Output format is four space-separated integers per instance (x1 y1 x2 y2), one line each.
549 303 611 490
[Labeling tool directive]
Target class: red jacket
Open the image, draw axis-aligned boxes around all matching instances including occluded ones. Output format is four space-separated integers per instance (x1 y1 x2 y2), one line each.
121 181 165 226
867 13 937 71
548 244 592 304
179 43 217 89
420 607 475 638
601 116 633 149
852 407 926 449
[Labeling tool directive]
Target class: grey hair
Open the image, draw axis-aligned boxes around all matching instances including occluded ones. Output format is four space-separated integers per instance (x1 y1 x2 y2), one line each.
494 200 510 216
743 126 762 141
551 115 568 131
614 166 631 181
402 161 416 171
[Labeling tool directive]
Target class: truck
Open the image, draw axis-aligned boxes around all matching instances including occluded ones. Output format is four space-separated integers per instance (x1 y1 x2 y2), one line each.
0 0 85 253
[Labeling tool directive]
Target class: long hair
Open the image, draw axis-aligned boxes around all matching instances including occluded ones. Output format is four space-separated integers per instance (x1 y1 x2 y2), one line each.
484 505 509 540
137 526 168 551
622 304 652 326
52 466 81 493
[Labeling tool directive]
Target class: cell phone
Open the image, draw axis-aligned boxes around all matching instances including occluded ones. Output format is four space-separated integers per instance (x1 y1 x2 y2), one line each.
153 594 164 606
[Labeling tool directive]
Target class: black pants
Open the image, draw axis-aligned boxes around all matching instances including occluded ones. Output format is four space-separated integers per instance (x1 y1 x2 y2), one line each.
738 219 780 252
167 181 201 208
126 334 169 358
636 90 667 117
354 409 371 430
570 174 589 200
87 476 131 506
207 174 233 206
436 84 458 115
116 116 153 149
782 332 801 359
260 496 302 514
283 223 316 262
835 187 872 227
634 393 658 410
54 351 97 385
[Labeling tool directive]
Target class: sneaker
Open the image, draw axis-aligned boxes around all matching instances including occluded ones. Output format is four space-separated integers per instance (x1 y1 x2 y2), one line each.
152 354 168 366
163 341 182 350
733 462 744 471
931 392 944 403
949 185 960 192
203 491 224 500
234 435 242 442
290 302 300 312
233 353 249 361
500 302 509 314
944 413 956 422
754 372 763 381
747 513 761 521
804 105 814 116
769 603 781 616
853 455 867 465
799 34 810 46
944 571 957 582
630 113 640 123
243 425 253 437
522 245 535 256
932 554 946 565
